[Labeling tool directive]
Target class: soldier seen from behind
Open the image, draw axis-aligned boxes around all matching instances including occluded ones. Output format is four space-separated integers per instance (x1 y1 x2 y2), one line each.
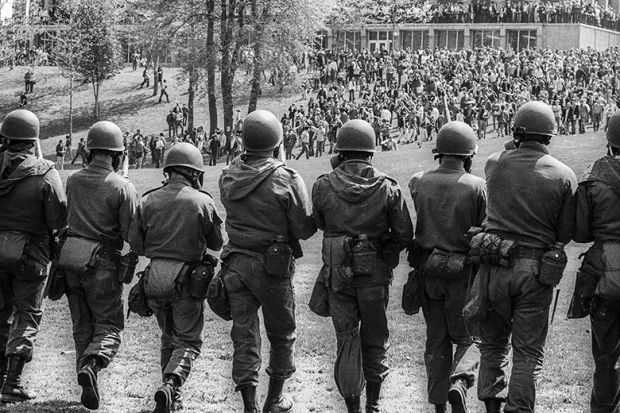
56 121 139 410
129 143 224 413
0 109 67 403
408 121 486 413
218 110 316 413
471 101 577 413
311 119 413 413
570 110 620 413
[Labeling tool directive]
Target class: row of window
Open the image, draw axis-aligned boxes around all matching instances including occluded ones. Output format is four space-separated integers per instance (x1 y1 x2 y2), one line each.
334 29 538 52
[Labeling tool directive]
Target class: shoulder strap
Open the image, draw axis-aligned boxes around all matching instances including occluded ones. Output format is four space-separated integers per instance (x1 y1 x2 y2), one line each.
198 189 213 199
142 183 167 197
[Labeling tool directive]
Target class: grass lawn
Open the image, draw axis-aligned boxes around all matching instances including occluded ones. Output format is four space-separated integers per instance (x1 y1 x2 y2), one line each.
0 66 606 413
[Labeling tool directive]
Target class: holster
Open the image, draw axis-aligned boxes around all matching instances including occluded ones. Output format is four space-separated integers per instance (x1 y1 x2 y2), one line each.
402 269 425 315
45 265 66 301
207 264 232 321
186 254 218 300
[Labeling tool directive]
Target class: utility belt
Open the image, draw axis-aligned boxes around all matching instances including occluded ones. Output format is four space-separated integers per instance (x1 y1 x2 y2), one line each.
469 231 567 287
223 237 302 279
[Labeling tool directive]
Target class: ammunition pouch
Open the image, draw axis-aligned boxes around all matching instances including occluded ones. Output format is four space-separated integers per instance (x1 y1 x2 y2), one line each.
469 232 517 268
56 237 102 273
402 269 425 315
127 271 153 318
424 249 468 279
207 264 232 321
0 231 29 273
265 241 294 278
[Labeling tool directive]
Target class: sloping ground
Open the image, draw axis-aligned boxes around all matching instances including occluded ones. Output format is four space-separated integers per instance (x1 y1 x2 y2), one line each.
0 125 604 412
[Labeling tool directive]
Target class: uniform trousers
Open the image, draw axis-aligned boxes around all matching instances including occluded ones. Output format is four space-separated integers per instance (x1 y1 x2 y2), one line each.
328 284 389 398
0 257 47 362
65 263 124 370
223 253 296 391
422 275 480 404
477 258 553 413
148 296 204 385
590 298 620 413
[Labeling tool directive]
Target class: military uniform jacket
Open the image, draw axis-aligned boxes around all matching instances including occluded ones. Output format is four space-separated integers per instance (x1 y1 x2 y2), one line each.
0 150 67 262
129 178 224 262
219 155 316 253
66 159 138 250
409 158 487 253
484 141 577 248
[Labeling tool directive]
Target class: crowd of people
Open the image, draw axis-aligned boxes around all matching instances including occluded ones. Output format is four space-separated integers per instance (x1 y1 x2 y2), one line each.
282 45 620 160
364 0 620 31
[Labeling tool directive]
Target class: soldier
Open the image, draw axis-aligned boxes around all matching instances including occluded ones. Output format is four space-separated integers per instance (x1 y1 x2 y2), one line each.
572 110 620 412
219 110 316 413
312 119 413 413
408 121 486 413
476 101 577 413
129 143 223 413
0 109 67 402
60 121 138 410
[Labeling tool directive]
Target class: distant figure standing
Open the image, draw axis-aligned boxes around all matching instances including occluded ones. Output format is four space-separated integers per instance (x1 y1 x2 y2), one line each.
55 139 66 170
157 66 163 84
65 135 73 160
140 67 149 88
72 138 87 167
24 71 32 94
159 80 170 104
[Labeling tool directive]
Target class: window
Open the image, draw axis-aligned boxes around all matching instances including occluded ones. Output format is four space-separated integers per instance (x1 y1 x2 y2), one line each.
507 30 537 51
435 30 465 49
336 30 362 52
401 30 430 50
471 30 501 48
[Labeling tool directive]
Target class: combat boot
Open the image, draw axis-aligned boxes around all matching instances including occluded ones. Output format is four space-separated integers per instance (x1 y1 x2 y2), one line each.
262 377 293 413
344 396 362 413
484 398 503 413
77 356 102 410
434 403 447 413
0 353 8 389
240 385 258 413
365 381 381 413
448 378 468 413
153 375 178 413
1 356 36 402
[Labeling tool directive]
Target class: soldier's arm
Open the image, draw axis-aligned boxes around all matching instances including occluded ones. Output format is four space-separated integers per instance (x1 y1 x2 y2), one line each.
119 181 139 243
43 168 67 232
204 202 224 251
387 183 414 249
556 170 578 244
128 202 146 255
286 173 317 241
573 183 594 243
476 181 488 227
311 179 326 231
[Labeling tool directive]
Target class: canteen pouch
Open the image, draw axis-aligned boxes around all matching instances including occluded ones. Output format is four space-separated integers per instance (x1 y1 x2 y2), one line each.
402 269 424 315
207 266 232 321
143 259 186 299
309 275 330 317
595 241 620 300
188 256 218 300
56 236 101 272
0 231 29 272
351 238 379 276
538 249 568 287
45 266 66 301
127 270 153 318
265 241 294 277
470 233 517 268
118 251 139 284
424 249 467 279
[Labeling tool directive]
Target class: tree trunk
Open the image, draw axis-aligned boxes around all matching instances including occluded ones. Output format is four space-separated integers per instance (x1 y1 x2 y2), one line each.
93 81 99 119
69 76 74 137
206 0 217 135
153 55 160 97
188 78 195 141
247 0 267 114
220 0 245 131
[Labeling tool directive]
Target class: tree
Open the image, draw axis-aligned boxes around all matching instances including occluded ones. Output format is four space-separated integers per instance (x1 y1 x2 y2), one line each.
220 0 246 130
67 0 123 118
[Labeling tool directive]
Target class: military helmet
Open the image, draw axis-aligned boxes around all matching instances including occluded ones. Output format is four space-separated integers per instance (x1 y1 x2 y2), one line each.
513 101 555 137
606 110 620 148
164 142 204 172
0 109 39 140
335 119 376 153
242 110 283 151
434 121 478 156
86 121 124 151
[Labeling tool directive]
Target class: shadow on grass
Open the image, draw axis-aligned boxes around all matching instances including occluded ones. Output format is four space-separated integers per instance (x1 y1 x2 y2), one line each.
0 399 88 412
